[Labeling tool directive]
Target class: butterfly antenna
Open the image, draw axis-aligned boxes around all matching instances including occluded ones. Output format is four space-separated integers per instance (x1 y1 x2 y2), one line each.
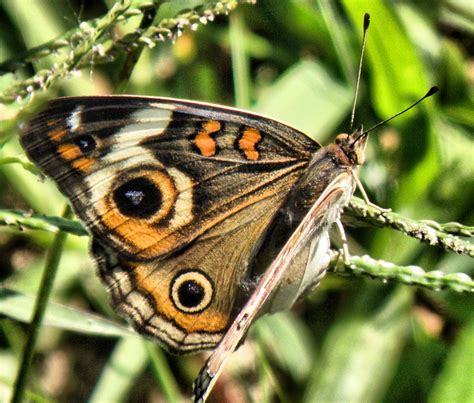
358 86 439 138
349 13 370 133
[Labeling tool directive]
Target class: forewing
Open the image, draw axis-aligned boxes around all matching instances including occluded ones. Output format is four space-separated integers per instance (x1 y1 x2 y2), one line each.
21 96 320 260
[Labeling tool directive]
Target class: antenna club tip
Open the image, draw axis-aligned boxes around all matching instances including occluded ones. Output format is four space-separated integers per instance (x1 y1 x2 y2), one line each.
427 86 439 97
364 13 370 29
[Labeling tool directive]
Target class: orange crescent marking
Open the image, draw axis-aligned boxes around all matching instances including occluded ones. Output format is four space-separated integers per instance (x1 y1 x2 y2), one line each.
239 127 262 160
104 212 178 258
134 266 229 333
71 157 94 172
194 120 221 157
101 170 181 258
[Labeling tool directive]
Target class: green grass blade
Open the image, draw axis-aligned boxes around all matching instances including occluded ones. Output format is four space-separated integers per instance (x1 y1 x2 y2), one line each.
304 286 413 402
0 288 136 338
89 337 148 402
11 204 72 403
429 315 474 403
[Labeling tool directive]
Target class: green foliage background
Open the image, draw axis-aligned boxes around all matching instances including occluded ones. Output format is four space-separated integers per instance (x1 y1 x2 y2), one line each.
0 0 473 402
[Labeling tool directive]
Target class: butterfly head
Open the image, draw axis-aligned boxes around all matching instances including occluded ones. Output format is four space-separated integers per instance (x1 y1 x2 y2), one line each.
334 127 368 166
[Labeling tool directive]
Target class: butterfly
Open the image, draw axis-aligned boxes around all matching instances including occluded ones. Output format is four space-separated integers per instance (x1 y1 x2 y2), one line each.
20 88 438 401
20 94 365 351
20 85 438 398
19 5 443 396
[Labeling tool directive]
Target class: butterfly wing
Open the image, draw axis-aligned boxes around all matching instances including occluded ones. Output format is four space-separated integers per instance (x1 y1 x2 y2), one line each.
193 171 355 400
21 96 320 352
22 96 319 259
92 183 287 353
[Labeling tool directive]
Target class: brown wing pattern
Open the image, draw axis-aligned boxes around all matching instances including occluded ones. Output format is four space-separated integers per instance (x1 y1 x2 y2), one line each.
21 96 320 352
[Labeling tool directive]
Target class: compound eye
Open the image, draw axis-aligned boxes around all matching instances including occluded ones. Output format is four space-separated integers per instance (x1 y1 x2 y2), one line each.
335 133 349 144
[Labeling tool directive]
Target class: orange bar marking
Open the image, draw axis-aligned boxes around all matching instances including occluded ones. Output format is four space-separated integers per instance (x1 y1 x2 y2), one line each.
239 128 262 160
48 127 67 142
57 143 81 160
71 157 94 172
202 120 221 133
194 120 221 157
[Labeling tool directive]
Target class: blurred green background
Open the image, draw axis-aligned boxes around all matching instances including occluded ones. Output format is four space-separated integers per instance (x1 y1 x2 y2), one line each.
0 0 473 402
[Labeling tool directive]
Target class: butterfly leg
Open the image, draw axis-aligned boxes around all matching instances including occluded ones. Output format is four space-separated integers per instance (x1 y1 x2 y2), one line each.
353 173 391 213
335 218 350 266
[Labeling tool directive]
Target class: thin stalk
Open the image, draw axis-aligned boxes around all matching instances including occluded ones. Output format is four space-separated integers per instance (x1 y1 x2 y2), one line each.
11 203 72 403
145 341 182 403
318 0 356 85
229 10 251 108
115 3 160 93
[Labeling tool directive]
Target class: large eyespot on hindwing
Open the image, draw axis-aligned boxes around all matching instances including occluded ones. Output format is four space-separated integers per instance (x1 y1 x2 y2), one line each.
100 166 194 259
170 269 214 314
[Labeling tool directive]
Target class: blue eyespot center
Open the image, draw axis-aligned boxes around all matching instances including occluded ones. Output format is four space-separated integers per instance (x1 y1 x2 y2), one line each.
74 135 96 153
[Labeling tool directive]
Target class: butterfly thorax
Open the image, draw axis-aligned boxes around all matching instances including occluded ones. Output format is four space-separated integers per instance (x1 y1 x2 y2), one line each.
246 133 362 313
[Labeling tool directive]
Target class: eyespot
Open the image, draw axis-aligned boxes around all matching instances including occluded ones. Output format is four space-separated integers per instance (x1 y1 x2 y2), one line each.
170 270 214 313
74 135 96 153
100 167 190 258
113 176 162 219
